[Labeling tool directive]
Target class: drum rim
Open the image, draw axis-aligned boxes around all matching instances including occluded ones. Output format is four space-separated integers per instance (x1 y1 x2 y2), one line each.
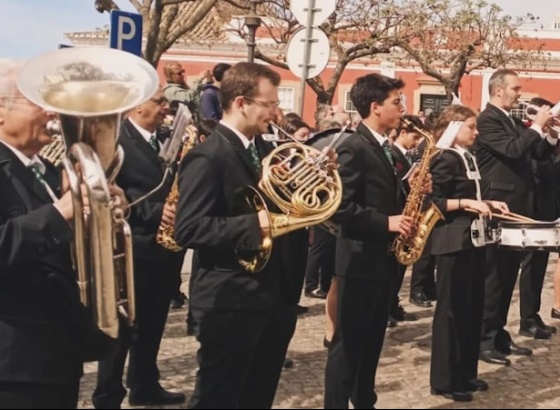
500 221 558 229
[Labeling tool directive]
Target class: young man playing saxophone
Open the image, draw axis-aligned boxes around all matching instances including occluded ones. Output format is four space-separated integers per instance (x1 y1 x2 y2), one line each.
324 73 430 409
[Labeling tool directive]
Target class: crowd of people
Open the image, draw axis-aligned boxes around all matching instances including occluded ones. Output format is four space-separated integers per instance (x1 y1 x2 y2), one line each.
1 51 560 410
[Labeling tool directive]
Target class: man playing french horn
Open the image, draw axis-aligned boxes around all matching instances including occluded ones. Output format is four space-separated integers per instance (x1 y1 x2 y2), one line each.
174 62 338 409
0 60 128 409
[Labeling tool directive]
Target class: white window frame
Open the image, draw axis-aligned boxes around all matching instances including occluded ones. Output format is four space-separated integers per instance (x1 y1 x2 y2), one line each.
343 89 357 113
278 86 296 113
510 99 529 122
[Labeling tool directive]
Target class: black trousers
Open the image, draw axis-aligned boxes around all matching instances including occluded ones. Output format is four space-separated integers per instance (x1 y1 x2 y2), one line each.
390 263 407 314
0 379 80 409
324 265 392 409
431 248 485 392
481 246 523 352
409 236 436 298
304 227 336 293
188 303 297 409
92 255 180 408
519 250 550 320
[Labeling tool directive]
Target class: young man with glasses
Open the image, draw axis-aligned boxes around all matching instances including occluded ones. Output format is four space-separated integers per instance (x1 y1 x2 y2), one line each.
174 62 304 408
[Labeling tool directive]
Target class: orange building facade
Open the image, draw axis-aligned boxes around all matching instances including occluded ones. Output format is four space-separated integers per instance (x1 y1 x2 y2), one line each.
66 13 560 125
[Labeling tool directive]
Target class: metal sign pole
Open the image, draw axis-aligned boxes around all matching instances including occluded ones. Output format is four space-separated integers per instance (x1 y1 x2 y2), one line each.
297 0 318 117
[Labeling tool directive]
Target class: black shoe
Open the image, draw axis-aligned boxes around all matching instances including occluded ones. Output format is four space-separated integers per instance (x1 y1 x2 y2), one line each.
499 341 532 356
323 336 331 349
387 316 398 328
467 378 489 392
170 298 185 309
533 315 556 334
305 288 328 299
430 388 472 402
283 358 294 369
552 307 560 320
128 386 186 406
409 291 432 308
390 305 417 321
479 349 511 366
295 304 309 315
519 318 553 339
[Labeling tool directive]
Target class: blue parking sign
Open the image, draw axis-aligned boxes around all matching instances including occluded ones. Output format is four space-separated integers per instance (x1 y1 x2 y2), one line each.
109 10 143 56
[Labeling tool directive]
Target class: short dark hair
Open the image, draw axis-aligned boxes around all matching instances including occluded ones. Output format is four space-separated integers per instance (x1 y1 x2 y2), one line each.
220 62 281 111
280 116 310 136
396 115 424 135
350 74 404 119
197 118 218 141
213 63 231 82
529 97 553 107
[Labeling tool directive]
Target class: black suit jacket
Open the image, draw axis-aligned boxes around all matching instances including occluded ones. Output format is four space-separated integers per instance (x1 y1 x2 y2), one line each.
174 123 294 310
532 157 557 221
430 150 478 255
333 123 402 280
117 119 182 261
0 143 83 384
475 103 556 216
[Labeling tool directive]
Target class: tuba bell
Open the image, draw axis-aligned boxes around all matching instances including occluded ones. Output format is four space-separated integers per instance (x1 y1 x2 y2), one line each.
230 124 343 273
17 47 159 339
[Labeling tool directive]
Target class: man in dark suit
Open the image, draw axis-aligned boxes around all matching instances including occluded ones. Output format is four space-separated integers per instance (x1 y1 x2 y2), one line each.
475 69 556 365
173 62 299 408
388 115 424 326
0 61 128 408
518 98 558 340
324 73 424 409
92 88 186 408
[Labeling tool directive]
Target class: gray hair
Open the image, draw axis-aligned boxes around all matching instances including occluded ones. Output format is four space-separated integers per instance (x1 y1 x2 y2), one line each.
0 59 23 107
488 68 518 96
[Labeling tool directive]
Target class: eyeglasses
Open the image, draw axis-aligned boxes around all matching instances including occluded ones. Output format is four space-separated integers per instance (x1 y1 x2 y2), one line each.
243 96 281 109
172 71 185 75
150 97 169 106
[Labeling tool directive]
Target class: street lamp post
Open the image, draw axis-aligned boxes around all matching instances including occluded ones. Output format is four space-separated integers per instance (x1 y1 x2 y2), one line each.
244 0 262 62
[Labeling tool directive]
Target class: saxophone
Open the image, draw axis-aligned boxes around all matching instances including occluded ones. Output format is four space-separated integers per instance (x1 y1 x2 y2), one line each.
392 119 444 266
156 125 198 252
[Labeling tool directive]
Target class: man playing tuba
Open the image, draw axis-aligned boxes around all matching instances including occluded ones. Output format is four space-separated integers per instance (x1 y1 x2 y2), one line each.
0 60 128 409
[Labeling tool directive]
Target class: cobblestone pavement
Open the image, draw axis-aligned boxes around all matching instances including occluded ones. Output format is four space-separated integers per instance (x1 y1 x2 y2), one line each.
78 255 560 409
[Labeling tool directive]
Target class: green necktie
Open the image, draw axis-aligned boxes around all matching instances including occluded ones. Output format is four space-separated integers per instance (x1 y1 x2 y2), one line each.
382 140 395 167
405 151 413 165
247 143 261 174
28 162 57 201
149 134 159 153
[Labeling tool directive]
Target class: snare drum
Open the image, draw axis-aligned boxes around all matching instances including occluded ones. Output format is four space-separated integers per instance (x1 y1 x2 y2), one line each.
498 221 560 251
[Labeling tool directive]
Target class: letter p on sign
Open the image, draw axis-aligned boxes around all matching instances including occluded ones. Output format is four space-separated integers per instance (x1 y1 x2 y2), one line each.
109 10 143 56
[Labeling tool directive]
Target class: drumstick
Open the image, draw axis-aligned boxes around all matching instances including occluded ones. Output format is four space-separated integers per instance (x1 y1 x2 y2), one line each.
464 208 531 223
506 212 536 223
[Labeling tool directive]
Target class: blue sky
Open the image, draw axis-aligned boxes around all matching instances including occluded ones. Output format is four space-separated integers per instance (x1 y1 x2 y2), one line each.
0 0 557 59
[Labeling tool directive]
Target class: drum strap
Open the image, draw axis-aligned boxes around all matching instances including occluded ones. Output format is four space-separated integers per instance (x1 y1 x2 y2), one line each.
448 147 490 247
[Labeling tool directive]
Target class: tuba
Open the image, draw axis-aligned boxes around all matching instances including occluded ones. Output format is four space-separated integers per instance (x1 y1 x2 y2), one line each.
17 47 159 339
230 124 343 273
392 118 444 266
